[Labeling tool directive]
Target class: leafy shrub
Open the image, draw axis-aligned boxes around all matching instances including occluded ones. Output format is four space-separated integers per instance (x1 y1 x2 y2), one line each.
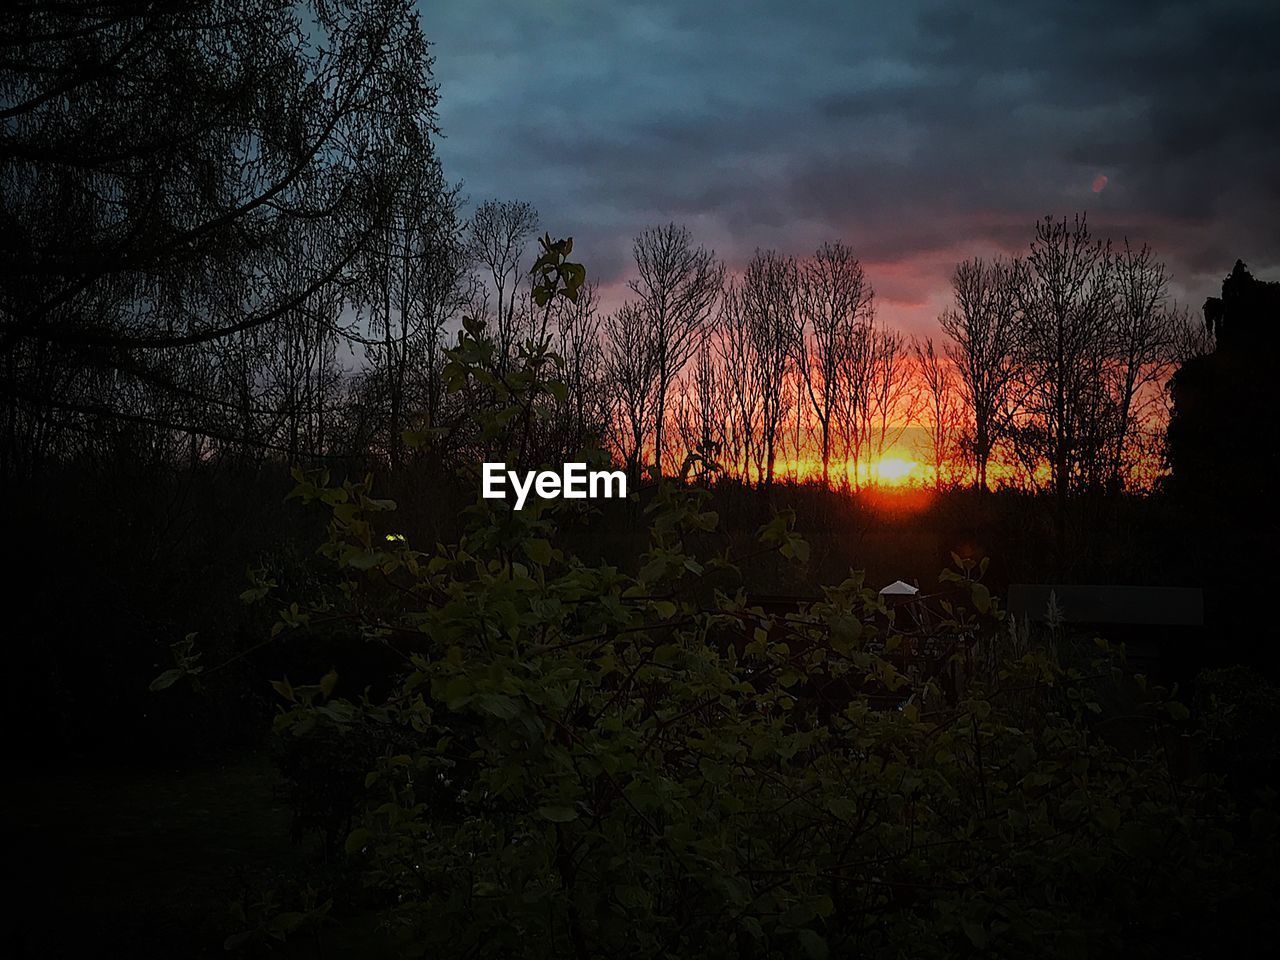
171 244 1276 957
1196 664 1280 793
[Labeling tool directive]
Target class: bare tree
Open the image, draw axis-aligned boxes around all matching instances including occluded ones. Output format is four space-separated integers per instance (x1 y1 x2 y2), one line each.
1170 302 1215 365
468 199 539 370
360 167 469 467
628 224 724 475
865 323 916 478
603 301 657 477
740 249 799 487
913 337 962 489
1014 214 1114 548
833 317 877 489
259 250 344 461
797 242 874 483
939 257 1022 491
554 282 606 455
1105 241 1179 491
673 333 726 480
942 221 1187 502
716 279 764 481
0 0 442 476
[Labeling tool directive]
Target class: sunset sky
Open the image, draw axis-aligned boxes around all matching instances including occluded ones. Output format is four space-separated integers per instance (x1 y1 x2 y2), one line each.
422 0 1278 335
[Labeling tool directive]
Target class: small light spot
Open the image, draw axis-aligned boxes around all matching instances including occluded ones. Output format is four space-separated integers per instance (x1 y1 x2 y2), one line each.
1091 174 1109 193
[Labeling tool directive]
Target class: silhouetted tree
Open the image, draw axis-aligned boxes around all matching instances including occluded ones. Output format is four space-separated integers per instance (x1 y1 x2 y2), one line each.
833 314 878 489
628 224 723 475
553 281 607 456
913 336 962 489
604 301 657 478
739 249 799 487
673 333 726 480
939 257 1022 492
1013 215 1113 547
0 0 442 478
797 242 875 483
864 323 916 481
716 278 764 481
467 199 539 371
1104 240 1180 491
359 164 469 467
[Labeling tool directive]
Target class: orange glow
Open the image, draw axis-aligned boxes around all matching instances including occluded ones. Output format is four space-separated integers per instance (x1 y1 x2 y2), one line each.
776 449 932 491
682 415 1164 493
869 456 921 486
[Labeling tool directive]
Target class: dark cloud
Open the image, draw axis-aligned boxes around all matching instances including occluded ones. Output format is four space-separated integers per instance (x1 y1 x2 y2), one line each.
422 0 1279 330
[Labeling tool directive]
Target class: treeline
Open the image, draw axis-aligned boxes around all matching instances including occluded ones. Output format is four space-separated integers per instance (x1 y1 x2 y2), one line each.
1 2 1211 509
601 216 1209 499
7 0 1277 786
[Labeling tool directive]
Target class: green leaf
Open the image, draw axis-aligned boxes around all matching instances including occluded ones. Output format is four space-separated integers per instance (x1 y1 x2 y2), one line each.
798 929 828 960
476 693 520 720
344 827 372 855
347 550 384 571
781 534 810 563
826 797 857 818
149 668 183 692
639 556 669 584
615 885 648 909
524 538 553 565
757 512 790 544
537 804 578 823
443 675 473 706
962 917 988 949
829 612 862 652
223 931 257 950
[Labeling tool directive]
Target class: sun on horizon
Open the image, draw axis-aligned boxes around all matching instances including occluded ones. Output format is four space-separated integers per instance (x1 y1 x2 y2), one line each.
783 451 930 488
867 455 923 487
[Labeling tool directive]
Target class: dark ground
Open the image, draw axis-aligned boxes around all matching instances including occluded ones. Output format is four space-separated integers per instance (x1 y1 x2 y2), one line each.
8 755 360 957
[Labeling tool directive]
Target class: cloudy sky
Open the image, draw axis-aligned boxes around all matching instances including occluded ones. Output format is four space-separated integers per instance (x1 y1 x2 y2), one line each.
421 0 1278 334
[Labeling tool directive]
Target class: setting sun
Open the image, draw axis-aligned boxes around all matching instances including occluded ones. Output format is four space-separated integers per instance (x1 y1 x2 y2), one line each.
870 456 921 486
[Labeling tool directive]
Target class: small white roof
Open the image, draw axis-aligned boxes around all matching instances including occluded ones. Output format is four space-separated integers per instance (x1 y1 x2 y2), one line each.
879 580 919 596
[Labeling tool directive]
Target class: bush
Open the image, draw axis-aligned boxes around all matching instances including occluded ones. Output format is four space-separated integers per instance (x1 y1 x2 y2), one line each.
182 315 1278 957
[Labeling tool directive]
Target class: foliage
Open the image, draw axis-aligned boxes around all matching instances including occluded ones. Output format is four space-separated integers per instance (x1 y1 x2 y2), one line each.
202 301 1278 958
1196 665 1280 794
2 0 444 474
